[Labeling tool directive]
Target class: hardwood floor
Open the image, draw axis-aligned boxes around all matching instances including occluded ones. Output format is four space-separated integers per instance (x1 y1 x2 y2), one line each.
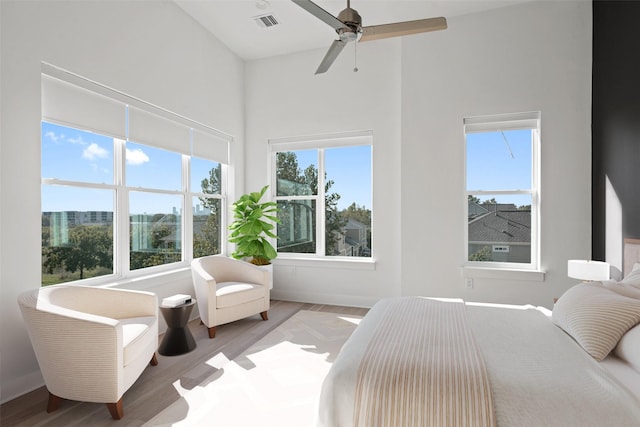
0 300 368 427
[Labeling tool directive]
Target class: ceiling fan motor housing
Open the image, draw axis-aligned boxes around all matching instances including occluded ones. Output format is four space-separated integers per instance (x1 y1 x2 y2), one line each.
337 7 361 41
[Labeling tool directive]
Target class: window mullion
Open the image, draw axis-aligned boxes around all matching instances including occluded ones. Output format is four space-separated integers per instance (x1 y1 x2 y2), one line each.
317 149 326 256
114 137 128 276
183 154 191 261
531 128 540 269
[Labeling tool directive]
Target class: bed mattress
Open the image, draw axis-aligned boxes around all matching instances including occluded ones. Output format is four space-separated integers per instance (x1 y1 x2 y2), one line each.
318 297 640 427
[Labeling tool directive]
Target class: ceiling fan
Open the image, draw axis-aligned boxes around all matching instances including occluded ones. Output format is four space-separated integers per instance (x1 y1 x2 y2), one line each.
292 0 447 74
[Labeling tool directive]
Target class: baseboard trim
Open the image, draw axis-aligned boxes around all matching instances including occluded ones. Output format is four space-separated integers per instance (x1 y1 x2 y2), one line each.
270 289 379 309
1 370 45 405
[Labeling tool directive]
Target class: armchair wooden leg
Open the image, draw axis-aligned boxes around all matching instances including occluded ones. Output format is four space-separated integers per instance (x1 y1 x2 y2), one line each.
106 398 124 420
208 326 216 339
47 392 61 413
150 353 158 366
260 311 268 321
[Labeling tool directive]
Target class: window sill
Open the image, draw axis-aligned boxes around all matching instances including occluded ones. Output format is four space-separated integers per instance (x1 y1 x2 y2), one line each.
273 256 376 270
462 266 545 282
96 267 192 291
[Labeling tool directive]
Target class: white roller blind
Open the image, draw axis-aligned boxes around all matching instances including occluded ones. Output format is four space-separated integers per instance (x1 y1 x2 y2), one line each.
269 130 372 152
42 74 126 138
192 128 230 164
42 63 232 164
128 106 191 154
464 111 540 133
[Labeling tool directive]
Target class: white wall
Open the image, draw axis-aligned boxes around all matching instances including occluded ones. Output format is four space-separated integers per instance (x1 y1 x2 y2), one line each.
401 0 593 306
0 0 244 403
245 40 403 308
245 1 592 308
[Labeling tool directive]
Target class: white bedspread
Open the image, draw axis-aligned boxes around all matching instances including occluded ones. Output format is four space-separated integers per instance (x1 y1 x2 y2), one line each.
318 298 640 427
467 302 640 426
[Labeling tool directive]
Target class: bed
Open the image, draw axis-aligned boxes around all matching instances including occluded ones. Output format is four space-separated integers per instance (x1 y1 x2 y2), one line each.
318 241 640 427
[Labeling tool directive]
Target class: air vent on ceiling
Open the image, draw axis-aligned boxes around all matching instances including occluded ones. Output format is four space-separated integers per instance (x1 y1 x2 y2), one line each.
254 14 279 28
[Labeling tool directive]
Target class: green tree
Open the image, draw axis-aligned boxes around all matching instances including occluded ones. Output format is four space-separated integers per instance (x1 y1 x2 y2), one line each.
43 225 112 280
151 223 174 249
276 152 304 184
469 246 492 261
200 164 222 204
194 164 222 257
468 195 481 203
275 152 346 255
302 164 346 255
342 202 371 225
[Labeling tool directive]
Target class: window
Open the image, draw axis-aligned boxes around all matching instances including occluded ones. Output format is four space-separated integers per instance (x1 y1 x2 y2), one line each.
464 112 540 269
41 64 229 286
270 132 372 258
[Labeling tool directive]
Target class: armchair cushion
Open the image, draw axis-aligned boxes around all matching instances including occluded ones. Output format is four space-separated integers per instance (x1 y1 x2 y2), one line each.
121 316 157 367
216 282 265 308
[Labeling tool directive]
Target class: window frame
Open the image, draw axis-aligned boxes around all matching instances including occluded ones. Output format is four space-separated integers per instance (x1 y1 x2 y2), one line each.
40 63 230 286
269 130 373 261
463 111 541 271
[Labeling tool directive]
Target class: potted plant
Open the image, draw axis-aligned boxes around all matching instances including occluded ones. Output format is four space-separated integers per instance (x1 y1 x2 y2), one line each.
228 185 280 266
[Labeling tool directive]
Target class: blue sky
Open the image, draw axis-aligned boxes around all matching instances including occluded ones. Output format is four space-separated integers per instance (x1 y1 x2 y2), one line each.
42 122 373 213
466 129 533 207
287 146 372 211
42 122 219 214
42 122 532 213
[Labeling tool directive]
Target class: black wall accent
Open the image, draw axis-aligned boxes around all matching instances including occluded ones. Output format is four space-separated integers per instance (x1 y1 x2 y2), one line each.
592 0 640 260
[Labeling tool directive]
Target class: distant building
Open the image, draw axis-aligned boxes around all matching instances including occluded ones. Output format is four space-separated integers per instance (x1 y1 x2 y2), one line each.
43 211 113 246
334 218 370 257
468 202 531 263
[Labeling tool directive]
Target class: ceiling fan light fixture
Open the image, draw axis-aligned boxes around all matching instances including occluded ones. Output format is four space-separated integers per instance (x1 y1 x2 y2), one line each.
338 28 358 43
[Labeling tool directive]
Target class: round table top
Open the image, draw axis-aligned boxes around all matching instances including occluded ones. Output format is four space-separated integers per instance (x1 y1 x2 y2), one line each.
160 299 196 310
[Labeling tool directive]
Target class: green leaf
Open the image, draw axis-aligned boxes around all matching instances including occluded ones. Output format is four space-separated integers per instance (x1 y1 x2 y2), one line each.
227 185 279 261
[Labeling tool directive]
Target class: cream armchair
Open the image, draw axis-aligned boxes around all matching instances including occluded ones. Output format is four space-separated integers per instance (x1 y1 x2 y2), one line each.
17 285 159 420
191 255 270 339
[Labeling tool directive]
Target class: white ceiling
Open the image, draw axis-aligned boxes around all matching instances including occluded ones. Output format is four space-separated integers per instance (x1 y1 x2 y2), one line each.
174 0 533 60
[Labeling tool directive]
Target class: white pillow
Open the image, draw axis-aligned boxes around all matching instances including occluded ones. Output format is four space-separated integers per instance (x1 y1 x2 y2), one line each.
620 263 640 286
603 281 640 299
552 282 640 361
615 323 640 372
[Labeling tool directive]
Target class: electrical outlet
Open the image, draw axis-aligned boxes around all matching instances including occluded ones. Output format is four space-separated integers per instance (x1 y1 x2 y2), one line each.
465 278 473 289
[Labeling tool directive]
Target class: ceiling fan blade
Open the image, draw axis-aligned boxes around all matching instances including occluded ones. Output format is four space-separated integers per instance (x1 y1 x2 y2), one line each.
291 0 346 31
360 17 447 42
315 39 347 74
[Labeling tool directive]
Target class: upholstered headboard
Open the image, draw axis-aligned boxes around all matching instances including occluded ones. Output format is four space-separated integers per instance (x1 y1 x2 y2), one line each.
623 238 640 277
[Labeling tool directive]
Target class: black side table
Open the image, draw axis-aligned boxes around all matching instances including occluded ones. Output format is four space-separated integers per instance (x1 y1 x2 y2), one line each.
158 300 197 356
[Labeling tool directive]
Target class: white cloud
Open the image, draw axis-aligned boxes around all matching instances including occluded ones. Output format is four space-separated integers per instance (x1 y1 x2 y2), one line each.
45 131 64 143
68 136 88 145
82 143 109 160
126 148 150 165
